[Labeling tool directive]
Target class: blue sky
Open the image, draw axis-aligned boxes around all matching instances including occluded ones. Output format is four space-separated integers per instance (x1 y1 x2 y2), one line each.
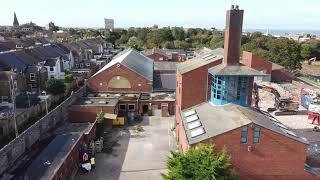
2 0 320 29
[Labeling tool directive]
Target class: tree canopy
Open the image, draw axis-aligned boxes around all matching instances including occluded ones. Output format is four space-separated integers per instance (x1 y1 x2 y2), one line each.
102 27 224 50
241 33 303 70
162 144 236 180
45 79 66 95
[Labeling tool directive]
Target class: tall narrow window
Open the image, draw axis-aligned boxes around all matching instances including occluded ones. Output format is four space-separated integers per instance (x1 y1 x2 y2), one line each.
253 127 261 144
241 126 248 143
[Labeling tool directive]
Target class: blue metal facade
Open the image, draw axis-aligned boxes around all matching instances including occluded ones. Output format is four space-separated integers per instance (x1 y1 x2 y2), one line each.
211 75 252 106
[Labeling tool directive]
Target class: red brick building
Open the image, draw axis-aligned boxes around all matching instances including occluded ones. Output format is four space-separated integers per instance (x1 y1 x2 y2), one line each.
241 51 294 82
68 97 119 126
88 49 154 93
71 49 175 121
142 48 169 61
175 5 315 179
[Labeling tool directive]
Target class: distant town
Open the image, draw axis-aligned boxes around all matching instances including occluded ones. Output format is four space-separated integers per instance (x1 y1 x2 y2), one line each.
0 4 320 180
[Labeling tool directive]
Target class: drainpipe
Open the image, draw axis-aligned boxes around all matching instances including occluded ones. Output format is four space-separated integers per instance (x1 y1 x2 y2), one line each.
205 71 209 102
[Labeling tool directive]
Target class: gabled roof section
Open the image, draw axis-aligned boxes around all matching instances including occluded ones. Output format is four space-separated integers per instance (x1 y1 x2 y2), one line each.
177 55 222 74
0 53 27 71
153 74 176 91
93 49 154 81
180 102 308 145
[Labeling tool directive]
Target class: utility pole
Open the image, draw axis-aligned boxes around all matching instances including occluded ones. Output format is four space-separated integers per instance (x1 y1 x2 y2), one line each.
10 76 18 137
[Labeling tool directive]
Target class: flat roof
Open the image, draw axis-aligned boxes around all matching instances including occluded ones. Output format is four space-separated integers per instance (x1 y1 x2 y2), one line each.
73 97 119 107
208 64 267 76
154 61 179 71
181 102 308 145
25 133 81 180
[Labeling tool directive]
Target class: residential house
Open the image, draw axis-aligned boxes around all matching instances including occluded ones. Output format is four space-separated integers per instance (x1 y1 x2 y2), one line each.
44 57 65 80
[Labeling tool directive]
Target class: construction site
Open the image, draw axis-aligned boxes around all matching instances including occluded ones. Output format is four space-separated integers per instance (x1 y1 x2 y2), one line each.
254 68 320 170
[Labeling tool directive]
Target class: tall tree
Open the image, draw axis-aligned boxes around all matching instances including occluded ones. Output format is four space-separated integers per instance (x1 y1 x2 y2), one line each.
162 144 236 180
300 43 312 60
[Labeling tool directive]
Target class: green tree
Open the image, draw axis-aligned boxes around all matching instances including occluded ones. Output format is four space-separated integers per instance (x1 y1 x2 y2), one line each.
128 36 139 49
267 38 302 70
162 144 236 180
172 27 185 41
209 31 224 49
96 111 105 138
45 79 66 95
300 43 312 60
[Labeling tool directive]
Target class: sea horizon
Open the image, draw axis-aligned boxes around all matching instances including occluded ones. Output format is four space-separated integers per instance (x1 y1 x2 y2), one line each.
244 29 320 36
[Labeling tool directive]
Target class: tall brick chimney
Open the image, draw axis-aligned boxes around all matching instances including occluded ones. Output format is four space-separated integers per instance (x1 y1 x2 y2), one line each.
223 5 244 65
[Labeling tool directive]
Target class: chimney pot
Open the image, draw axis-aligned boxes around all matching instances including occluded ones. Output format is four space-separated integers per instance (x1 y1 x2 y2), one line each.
231 5 234 9
235 5 239 10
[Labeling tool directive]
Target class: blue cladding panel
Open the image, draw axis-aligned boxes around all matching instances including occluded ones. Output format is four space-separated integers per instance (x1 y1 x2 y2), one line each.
211 75 251 106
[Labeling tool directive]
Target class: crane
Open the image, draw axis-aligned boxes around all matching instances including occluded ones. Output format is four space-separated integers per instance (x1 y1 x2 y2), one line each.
253 83 299 116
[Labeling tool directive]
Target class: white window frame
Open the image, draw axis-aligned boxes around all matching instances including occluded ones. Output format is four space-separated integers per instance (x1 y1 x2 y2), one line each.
128 104 135 111
29 73 36 81
119 104 126 110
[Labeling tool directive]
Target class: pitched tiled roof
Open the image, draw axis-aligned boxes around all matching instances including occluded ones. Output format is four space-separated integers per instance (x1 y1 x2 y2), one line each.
0 53 27 71
153 74 176 91
92 49 154 81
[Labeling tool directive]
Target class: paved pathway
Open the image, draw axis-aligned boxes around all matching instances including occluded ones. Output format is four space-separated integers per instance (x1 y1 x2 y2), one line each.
77 114 176 180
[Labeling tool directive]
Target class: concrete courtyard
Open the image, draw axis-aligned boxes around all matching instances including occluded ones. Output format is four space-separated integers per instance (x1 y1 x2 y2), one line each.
77 114 177 180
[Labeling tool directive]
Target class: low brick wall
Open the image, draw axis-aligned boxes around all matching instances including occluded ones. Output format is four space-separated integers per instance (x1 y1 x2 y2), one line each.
0 87 85 176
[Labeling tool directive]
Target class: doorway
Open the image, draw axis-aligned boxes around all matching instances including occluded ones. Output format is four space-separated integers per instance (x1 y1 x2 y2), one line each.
143 105 149 115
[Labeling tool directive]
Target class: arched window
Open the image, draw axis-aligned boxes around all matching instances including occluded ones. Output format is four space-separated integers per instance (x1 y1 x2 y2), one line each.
107 76 131 88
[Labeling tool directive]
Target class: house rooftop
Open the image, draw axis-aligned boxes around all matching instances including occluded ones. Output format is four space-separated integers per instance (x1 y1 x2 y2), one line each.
25 133 81 180
154 61 179 71
177 55 222 74
153 73 176 92
92 49 154 81
181 102 308 145
73 97 119 107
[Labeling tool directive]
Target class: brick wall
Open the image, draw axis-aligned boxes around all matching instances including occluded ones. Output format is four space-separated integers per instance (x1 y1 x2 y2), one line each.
68 105 117 126
271 69 294 82
241 51 272 74
196 125 315 180
176 112 189 152
147 53 168 61
52 123 96 180
176 59 222 111
88 63 152 93
0 87 84 176
172 53 186 62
